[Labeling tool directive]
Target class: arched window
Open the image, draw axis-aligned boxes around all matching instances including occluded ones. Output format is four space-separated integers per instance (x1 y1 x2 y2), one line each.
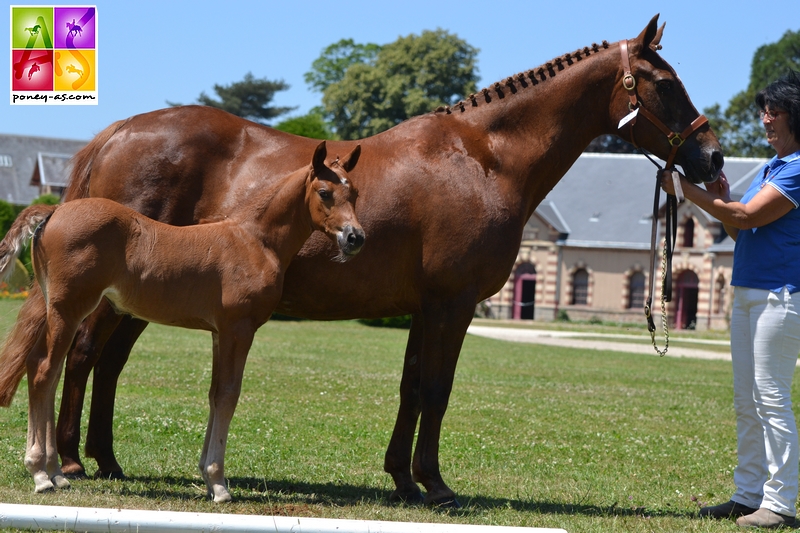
571 268 589 305
682 217 695 248
628 271 645 309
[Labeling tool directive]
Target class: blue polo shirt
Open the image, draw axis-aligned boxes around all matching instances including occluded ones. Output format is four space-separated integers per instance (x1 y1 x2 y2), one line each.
731 150 800 293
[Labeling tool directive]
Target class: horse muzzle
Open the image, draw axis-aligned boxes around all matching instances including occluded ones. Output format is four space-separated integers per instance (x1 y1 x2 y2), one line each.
337 224 365 258
680 145 724 184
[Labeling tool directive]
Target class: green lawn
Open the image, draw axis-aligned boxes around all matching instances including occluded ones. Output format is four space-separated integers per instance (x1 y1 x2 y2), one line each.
0 299 773 532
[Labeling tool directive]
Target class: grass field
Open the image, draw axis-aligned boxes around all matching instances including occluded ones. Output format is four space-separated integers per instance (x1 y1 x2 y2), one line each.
0 299 786 532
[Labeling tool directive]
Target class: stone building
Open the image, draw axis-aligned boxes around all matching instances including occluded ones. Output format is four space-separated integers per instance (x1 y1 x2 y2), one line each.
486 153 768 331
0 133 86 203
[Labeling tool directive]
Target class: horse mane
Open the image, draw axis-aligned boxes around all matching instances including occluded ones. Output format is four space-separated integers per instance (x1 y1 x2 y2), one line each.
434 40 611 115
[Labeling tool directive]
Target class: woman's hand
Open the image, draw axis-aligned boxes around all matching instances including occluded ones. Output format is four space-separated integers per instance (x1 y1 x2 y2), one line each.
658 169 682 196
706 170 731 200
659 169 731 201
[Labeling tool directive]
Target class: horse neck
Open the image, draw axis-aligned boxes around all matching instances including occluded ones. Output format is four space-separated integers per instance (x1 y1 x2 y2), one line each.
233 166 312 265
450 42 622 219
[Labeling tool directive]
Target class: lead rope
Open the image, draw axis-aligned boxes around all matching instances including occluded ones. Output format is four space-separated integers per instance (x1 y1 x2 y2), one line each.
642 169 679 357
648 236 670 356
618 37 705 357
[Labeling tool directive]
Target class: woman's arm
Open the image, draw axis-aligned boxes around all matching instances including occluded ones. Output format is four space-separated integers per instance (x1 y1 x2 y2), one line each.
660 170 794 239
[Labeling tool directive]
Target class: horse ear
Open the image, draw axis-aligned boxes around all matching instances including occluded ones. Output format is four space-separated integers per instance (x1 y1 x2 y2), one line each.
635 14 661 51
338 145 361 173
312 141 327 176
650 22 665 51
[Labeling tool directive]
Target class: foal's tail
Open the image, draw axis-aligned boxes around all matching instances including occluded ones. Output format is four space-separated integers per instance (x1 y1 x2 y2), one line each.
0 118 126 407
0 204 56 406
0 204 55 282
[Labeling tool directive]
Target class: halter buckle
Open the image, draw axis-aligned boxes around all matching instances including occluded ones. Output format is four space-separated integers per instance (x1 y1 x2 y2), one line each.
668 134 685 148
622 74 636 91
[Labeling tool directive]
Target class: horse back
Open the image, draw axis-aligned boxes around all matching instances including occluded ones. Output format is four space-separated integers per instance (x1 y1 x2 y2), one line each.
84 106 318 226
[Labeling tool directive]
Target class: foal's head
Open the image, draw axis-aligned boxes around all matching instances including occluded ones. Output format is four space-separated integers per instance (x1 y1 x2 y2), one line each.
307 141 365 261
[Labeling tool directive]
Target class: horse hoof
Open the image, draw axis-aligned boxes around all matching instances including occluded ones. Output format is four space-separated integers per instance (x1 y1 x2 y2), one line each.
389 488 424 505
60 462 88 479
94 469 126 480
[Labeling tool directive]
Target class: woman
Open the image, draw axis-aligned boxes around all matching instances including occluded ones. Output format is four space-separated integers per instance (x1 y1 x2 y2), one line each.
662 70 800 529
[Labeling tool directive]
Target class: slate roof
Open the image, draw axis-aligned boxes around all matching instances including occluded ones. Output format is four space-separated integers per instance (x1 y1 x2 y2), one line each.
536 153 769 251
0 133 86 205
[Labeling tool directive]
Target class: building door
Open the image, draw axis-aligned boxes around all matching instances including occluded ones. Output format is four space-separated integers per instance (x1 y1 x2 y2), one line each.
513 264 536 320
674 270 699 330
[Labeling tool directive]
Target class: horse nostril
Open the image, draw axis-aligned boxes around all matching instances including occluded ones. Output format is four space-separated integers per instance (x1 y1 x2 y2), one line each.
340 226 365 253
711 151 724 175
347 228 365 249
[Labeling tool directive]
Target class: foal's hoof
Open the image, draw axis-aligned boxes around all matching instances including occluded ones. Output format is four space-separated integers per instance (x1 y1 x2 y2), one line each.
210 485 232 503
94 469 126 481
389 488 424 505
52 474 71 490
33 480 55 493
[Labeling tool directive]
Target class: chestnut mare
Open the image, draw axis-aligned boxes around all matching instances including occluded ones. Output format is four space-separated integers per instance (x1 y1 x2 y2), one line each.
0 141 363 502
0 16 722 506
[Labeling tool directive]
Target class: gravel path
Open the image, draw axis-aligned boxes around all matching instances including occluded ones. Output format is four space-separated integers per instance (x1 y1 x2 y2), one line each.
466 325 732 361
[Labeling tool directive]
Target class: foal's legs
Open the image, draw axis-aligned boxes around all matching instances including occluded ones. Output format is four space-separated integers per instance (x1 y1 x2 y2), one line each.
25 310 80 493
200 325 254 503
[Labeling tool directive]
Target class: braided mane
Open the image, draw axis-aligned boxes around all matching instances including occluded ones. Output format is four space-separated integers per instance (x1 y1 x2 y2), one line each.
434 40 611 114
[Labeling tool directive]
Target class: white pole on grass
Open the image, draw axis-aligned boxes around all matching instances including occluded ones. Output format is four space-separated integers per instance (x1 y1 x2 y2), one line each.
0 503 568 533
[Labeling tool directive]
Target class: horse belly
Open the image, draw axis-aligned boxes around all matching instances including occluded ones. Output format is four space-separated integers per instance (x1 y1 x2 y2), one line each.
103 285 218 331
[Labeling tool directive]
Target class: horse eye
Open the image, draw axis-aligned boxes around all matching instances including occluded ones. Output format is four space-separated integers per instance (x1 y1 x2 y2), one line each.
656 80 672 93
318 189 332 200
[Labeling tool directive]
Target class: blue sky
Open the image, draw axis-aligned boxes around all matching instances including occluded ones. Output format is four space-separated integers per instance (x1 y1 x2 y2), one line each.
2 1 798 141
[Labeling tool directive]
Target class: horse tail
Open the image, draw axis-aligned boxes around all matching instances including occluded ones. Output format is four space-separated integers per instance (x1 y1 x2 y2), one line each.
64 118 128 201
0 204 55 407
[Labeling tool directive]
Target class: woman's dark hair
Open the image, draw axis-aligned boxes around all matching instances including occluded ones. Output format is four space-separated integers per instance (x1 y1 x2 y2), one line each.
756 69 800 142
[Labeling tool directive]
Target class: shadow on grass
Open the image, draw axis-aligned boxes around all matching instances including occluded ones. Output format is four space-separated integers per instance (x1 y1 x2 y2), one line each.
99 474 694 520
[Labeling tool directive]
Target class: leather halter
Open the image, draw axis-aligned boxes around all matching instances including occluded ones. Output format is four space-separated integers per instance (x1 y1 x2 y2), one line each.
618 39 709 354
618 39 709 169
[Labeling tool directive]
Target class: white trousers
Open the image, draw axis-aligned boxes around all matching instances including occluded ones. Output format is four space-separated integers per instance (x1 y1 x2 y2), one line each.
730 286 800 517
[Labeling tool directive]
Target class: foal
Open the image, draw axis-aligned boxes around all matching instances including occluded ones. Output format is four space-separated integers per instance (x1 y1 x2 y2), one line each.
0 141 363 502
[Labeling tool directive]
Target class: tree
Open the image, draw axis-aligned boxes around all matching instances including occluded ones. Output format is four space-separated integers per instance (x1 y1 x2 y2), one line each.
168 72 296 125
31 193 60 206
585 135 637 154
307 29 479 140
274 111 335 140
304 39 381 94
0 200 16 237
704 30 800 158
